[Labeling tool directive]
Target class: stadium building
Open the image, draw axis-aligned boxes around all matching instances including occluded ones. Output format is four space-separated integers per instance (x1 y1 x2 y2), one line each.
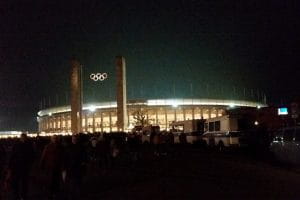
37 98 266 133
37 56 267 134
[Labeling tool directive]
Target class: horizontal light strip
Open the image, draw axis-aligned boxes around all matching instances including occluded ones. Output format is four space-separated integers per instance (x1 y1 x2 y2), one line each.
38 98 267 117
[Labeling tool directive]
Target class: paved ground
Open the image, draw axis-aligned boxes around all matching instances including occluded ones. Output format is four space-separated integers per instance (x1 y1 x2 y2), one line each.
4 146 300 199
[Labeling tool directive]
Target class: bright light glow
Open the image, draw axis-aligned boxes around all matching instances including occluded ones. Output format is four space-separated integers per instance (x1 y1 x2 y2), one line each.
254 121 259 126
257 105 261 109
88 105 96 112
229 104 235 108
49 113 52 116
172 100 179 108
38 99 267 117
278 107 288 115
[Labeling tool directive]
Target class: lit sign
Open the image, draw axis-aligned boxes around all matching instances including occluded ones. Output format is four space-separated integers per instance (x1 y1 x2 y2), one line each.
278 107 288 115
90 73 108 81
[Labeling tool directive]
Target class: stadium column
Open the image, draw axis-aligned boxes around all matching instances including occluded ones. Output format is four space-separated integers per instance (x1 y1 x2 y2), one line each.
200 108 203 119
116 56 128 131
174 109 177 122
85 113 88 132
165 108 168 129
192 108 195 120
100 112 103 133
109 112 112 132
60 116 63 132
155 108 158 125
70 57 83 134
208 108 212 119
92 112 95 133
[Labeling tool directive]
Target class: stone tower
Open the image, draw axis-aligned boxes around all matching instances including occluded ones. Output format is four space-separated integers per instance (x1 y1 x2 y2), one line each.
116 56 128 131
70 57 82 134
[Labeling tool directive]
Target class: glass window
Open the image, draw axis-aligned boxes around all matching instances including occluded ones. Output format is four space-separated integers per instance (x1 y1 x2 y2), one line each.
214 121 220 131
204 123 208 132
209 122 214 131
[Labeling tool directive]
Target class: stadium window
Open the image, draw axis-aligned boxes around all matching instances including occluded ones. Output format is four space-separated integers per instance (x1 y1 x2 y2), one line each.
214 121 220 131
209 122 214 132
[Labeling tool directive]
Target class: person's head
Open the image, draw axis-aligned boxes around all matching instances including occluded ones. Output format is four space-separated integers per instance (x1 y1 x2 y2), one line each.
20 133 27 143
91 137 97 147
51 135 58 144
72 135 78 144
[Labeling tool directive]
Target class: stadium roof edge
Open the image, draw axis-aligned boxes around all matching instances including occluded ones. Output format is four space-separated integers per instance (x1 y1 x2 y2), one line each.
37 98 267 117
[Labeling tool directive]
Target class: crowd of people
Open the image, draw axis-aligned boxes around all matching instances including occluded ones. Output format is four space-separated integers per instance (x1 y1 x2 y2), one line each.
0 132 176 200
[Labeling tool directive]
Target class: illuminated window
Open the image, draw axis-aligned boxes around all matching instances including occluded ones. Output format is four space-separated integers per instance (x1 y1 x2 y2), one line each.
185 109 193 120
194 108 202 119
176 108 184 122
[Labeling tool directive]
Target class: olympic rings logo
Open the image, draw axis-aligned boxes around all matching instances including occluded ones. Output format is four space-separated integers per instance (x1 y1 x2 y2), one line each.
90 73 108 81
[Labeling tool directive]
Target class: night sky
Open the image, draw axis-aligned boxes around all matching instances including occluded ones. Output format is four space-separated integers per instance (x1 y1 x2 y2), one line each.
0 0 299 131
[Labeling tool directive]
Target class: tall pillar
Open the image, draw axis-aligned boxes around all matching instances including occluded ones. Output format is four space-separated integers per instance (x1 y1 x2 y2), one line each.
70 58 83 134
116 56 128 131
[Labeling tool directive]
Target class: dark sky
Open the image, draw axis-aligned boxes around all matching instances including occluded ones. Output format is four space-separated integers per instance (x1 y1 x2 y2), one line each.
0 0 299 131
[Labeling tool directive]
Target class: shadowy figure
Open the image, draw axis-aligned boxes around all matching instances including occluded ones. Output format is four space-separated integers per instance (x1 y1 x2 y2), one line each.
7 133 35 200
64 134 87 200
40 135 64 199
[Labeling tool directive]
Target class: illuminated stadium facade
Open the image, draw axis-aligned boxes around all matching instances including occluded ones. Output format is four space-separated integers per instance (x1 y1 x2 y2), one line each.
37 98 266 133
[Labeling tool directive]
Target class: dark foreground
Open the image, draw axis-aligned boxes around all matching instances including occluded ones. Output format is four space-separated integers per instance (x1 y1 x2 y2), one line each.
4 146 300 200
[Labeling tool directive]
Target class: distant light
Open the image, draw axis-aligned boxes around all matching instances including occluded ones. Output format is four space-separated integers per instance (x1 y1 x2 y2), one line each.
172 101 179 108
88 105 96 112
254 121 259 126
278 107 288 115
229 104 235 108
49 113 52 116
257 105 261 109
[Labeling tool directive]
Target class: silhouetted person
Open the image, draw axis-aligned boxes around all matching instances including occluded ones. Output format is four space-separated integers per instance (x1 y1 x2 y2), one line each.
65 135 87 200
97 135 110 174
8 133 34 200
40 135 64 199
86 137 101 176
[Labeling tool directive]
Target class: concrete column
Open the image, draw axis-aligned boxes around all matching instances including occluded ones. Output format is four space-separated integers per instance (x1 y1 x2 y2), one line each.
55 117 58 131
109 112 112 132
85 114 88 132
155 108 158 125
200 108 203 119
174 109 177 122
208 108 212 119
101 112 103 133
60 116 63 132
183 108 186 121
192 108 195 120
92 113 95 133
127 110 130 127
165 108 168 128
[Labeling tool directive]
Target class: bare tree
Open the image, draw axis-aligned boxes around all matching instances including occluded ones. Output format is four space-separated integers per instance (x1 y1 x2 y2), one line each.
132 106 149 127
